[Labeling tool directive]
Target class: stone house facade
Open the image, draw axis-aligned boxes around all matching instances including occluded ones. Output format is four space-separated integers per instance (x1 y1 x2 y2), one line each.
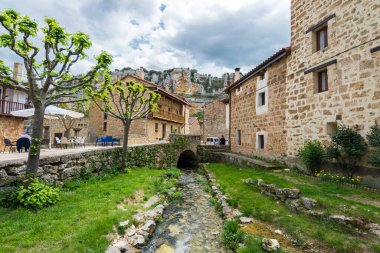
286 0 380 163
88 75 190 145
225 49 290 159
203 98 229 142
188 117 202 135
0 63 30 151
43 118 89 145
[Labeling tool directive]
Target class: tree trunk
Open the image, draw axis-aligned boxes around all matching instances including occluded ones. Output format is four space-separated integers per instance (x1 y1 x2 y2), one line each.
121 121 131 170
26 104 45 176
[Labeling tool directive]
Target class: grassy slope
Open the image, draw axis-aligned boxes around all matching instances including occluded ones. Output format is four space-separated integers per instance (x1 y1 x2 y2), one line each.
0 168 163 253
208 163 380 253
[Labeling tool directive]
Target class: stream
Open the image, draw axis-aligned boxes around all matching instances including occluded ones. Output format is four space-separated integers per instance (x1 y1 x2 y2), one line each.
142 171 227 253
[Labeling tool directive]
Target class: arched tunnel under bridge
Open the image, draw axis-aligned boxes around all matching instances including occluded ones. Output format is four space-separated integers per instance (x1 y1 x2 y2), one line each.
176 150 199 170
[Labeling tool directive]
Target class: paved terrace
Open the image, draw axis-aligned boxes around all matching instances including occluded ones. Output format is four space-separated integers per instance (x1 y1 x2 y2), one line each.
0 142 167 166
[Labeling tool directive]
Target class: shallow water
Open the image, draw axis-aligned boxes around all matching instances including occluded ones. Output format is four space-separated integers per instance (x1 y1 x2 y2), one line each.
142 171 226 253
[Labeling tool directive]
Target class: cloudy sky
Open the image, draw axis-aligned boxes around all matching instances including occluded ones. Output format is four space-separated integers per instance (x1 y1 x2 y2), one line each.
0 0 290 76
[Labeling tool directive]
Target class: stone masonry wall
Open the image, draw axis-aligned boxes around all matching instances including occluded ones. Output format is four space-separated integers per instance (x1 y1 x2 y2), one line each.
0 116 24 151
229 58 288 160
203 100 229 142
286 0 380 162
0 135 201 188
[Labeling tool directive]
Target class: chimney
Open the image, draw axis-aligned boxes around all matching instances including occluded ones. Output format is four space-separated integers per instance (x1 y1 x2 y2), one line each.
234 67 241 82
13 62 22 81
137 67 145 80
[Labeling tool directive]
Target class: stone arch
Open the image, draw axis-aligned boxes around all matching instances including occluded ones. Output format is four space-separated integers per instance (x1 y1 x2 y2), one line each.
176 150 199 169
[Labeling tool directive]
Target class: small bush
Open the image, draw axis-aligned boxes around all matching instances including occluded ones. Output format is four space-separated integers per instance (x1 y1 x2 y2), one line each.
222 220 244 250
327 125 367 178
17 179 61 208
316 170 362 185
0 188 19 208
162 168 181 179
298 140 326 175
367 122 380 168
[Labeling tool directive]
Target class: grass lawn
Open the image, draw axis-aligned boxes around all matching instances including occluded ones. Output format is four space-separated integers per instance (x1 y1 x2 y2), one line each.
207 163 380 253
0 168 164 253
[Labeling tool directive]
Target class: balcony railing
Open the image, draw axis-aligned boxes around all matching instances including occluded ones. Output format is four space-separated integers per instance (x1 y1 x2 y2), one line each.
0 99 31 116
152 110 185 124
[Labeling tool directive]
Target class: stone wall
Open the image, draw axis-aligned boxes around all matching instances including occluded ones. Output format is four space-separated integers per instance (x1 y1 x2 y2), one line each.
203 99 229 142
43 118 89 143
0 135 201 188
286 0 380 162
0 116 24 151
229 57 288 160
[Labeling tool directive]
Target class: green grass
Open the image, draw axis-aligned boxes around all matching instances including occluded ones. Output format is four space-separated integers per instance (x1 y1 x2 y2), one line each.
208 163 380 253
0 168 164 253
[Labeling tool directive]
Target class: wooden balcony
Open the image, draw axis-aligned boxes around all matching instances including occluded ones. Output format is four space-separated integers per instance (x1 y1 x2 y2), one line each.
0 99 31 116
152 110 185 124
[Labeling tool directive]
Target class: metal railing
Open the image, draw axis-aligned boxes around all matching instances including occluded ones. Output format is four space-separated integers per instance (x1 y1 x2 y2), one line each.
0 99 31 116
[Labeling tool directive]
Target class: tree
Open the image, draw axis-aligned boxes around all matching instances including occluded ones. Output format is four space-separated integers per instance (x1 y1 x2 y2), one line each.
297 140 326 175
327 125 367 178
367 122 380 167
0 9 112 176
87 77 161 170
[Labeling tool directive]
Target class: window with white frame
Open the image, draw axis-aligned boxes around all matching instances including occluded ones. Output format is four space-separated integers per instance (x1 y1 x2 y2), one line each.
256 71 269 115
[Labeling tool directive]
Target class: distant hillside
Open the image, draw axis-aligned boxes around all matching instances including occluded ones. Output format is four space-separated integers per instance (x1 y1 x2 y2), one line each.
113 67 239 96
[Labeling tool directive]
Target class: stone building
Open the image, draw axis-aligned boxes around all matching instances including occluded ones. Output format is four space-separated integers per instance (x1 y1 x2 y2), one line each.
0 63 30 150
225 49 290 159
88 74 190 145
203 97 229 143
285 0 380 162
43 118 89 145
188 117 201 135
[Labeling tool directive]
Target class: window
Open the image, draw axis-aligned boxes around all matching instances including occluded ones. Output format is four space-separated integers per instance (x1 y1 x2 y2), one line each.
326 122 338 135
258 91 266 106
258 135 265 149
316 26 328 51
155 123 159 132
317 70 328 93
237 130 241 145
103 113 108 120
103 122 107 131
259 73 265 80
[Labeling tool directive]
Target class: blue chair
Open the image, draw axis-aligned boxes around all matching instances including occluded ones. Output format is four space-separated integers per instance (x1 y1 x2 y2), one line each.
95 136 107 146
112 137 120 146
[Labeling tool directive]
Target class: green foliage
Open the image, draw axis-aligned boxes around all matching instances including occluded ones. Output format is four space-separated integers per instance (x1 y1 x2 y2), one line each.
367 122 380 168
162 168 181 179
315 170 362 185
29 137 42 156
16 179 61 208
327 125 367 178
192 111 204 120
0 188 19 208
297 140 326 175
221 220 244 250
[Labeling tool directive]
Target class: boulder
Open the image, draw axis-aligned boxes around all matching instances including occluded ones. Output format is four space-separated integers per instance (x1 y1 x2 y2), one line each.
257 178 264 187
262 238 280 252
141 220 156 234
287 199 301 213
275 188 286 201
113 240 129 251
104 245 121 253
132 234 145 246
119 220 129 227
368 223 380 238
328 215 367 228
240 217 254 223
132 213 145 223
242 178 255 186
284 188 300 199
301 197 318 210
7 165 26 176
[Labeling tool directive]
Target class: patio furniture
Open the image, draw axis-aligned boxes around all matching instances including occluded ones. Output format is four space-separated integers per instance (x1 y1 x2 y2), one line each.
16 137 30 152
75 136 86 148
112 137 120 146
3 138 16 153
61 137 71 149
55 137 62 148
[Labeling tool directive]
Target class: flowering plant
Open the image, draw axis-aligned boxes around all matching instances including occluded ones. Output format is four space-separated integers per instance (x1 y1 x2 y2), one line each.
315 170 362 185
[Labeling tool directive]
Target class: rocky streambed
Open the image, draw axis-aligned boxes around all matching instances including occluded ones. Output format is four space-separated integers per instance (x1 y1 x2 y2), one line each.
142 171 226 253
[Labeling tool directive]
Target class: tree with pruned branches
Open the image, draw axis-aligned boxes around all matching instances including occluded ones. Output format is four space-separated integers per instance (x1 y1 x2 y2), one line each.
0 9 112 176
87 77 161 170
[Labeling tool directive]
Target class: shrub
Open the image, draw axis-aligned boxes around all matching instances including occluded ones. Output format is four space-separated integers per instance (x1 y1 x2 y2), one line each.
327 125 367 178
0 188 19 208
367 122 380 168
17 179 61 208
221 220 244 250
297 140 326 175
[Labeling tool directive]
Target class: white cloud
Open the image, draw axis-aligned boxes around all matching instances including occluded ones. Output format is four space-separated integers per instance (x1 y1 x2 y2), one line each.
0 0 290 76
